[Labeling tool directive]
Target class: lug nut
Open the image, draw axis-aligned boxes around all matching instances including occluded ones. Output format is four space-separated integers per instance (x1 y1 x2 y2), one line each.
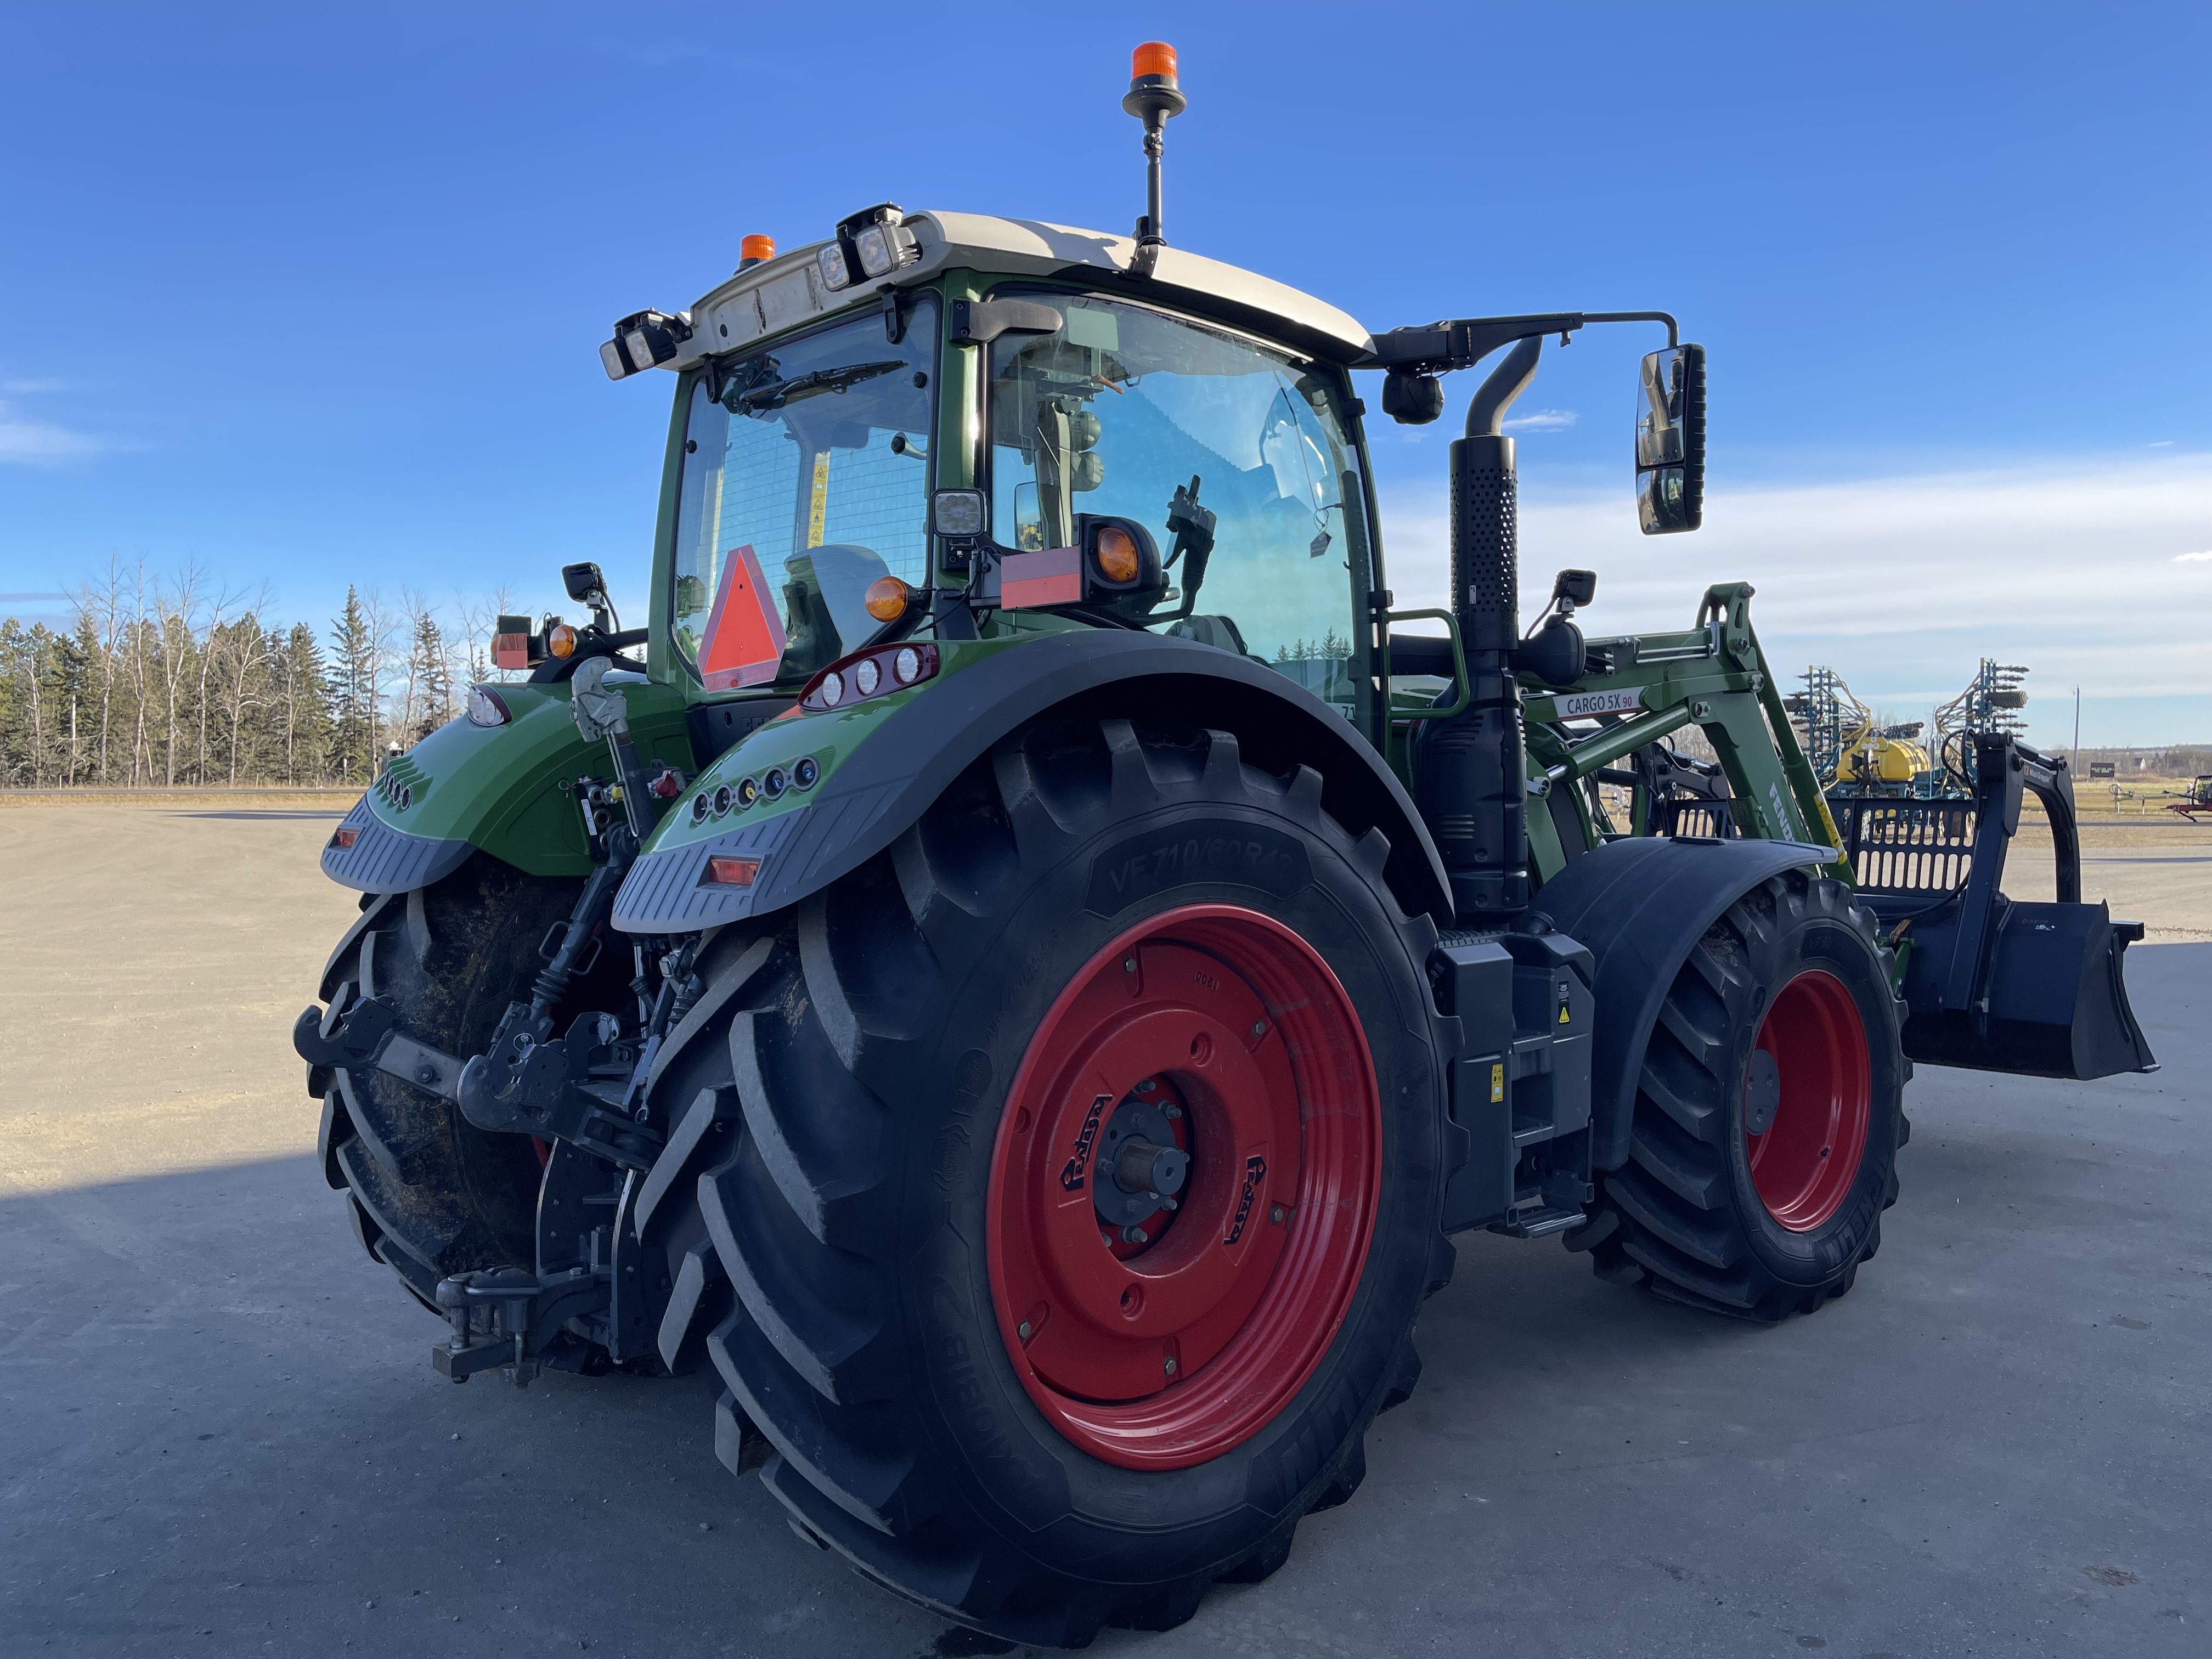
1123 957 1138 973
1269 1205 1286 1224
1163 1356 1177 1377
1017 1320 1032 1341
1251 1019 1267 1036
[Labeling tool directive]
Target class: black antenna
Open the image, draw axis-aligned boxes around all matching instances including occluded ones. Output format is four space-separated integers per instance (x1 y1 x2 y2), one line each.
1122 43 1186 278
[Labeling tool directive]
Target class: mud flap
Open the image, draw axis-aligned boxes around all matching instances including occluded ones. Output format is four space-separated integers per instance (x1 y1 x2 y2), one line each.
1893 898 2155 1080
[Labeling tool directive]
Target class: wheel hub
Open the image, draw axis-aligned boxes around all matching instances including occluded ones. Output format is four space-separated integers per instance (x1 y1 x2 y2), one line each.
1092 1090 1189 1236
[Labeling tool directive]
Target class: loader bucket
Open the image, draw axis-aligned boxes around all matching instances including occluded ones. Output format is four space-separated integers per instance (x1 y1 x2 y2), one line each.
1830 733 2158 1082
1892 898 2155 1080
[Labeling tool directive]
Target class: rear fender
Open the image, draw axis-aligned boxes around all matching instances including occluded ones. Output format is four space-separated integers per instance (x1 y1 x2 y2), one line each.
320 678 694 894
612 628 1452 934
1522 835 1842 1170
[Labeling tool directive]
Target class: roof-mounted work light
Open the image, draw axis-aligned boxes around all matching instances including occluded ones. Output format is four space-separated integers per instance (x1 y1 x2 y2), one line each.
818 203 918 292
599 309 692 380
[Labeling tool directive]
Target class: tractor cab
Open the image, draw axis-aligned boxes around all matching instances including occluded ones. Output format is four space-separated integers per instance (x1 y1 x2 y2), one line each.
610 206 1393 756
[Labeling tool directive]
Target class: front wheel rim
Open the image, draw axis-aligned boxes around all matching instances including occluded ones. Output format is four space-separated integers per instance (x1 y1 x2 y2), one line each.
986 904 1382 1471
1746 968 1873 1231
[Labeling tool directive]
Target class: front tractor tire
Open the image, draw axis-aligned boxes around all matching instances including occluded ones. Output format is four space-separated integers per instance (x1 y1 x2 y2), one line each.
1570 870 1908 1321
310 855 605 1316
641 719 1451 1645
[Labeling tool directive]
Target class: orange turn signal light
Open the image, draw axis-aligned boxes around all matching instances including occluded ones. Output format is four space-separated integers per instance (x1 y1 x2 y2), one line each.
548 624 578 659
1093 524 1141 584
864 575 912 623
703 855 761 888
1131 41 1177 80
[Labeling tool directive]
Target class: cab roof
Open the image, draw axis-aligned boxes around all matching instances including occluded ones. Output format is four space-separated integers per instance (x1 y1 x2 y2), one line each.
674 210 1375 370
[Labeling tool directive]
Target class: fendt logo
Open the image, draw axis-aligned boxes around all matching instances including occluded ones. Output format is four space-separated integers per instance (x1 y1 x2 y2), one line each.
1223 1155 1268 1244
1059 1093 1112 1191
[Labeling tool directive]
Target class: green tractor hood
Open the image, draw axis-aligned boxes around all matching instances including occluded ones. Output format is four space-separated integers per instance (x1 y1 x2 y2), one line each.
320 675 693 893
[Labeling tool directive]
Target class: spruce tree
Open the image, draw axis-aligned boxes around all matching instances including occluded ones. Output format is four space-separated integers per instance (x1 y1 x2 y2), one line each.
329 588 376 789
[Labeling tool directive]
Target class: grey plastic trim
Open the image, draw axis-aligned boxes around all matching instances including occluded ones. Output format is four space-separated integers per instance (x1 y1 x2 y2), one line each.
320 795 476 895
674 210 1375 371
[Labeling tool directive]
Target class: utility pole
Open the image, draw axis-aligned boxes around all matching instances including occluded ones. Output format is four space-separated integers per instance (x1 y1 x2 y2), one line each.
2073 685 2082 766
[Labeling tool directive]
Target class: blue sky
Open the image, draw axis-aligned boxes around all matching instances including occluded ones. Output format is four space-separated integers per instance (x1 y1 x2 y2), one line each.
3 1 2207 743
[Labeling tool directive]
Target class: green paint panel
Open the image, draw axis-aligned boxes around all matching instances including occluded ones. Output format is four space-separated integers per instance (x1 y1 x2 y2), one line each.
357 678 693 877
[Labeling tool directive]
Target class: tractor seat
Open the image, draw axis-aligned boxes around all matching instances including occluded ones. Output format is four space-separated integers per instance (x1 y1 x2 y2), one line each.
1167 614 1250 656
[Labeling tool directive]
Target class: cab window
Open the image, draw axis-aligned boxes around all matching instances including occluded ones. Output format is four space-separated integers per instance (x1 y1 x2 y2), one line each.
671 300 936 687
986 292 1369 719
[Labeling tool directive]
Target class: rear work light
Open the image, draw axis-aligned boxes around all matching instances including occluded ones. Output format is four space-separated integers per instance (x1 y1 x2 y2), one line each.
799 641 939 712
601 308 692 380
820 204 917 293
702 855 761 888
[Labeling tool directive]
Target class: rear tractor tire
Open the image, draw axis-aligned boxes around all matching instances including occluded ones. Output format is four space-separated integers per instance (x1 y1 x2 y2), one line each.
640 719 1452 1646
308 854 621 1318
1569 869 1909 1321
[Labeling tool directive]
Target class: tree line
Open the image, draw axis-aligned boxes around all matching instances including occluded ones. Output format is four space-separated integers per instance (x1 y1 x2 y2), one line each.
0 561 533 789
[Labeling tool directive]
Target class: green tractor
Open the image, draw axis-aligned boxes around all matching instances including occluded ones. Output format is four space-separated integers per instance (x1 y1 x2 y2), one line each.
294 44 2155 1646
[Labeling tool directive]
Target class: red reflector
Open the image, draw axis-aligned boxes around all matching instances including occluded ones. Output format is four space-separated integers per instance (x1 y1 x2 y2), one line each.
493 632 530 670
1001 546 1082 610
704 855 761 888
332 827 360 849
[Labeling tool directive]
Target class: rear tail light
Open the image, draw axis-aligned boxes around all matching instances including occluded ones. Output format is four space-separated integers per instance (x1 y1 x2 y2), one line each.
703 855 762 888
332 827 360 849
798 642 939 713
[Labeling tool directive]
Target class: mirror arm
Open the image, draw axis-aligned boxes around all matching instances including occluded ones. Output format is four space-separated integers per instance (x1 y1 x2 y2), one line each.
1371 309 1679 377
1581 309 1679 347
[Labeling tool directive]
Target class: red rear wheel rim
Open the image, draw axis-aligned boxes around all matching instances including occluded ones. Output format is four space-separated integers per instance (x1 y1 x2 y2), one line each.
1746 968 1872 1231
986 904 1381 1471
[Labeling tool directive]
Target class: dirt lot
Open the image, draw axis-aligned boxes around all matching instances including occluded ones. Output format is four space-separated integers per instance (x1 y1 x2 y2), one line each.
2 802 2205 1657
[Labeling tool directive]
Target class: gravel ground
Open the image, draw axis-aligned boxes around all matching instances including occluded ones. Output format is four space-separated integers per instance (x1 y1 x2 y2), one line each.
2 804 2204 1657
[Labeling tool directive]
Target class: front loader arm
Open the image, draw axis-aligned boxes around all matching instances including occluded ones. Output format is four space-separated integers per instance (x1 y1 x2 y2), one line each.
1518 582 1850 882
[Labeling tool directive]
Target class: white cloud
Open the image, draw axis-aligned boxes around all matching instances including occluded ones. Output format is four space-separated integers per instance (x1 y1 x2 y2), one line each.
0 400 100 464
1376 452 2212 731
1502 409 1577 432
2175 550 2212 562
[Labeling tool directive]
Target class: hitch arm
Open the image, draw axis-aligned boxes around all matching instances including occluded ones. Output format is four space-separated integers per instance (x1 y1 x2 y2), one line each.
292 993 466 1104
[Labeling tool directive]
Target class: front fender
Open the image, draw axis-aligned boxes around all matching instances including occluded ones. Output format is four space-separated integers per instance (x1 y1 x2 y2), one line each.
1526 835 1844 1170
319 679 693 894
611 629 1451 934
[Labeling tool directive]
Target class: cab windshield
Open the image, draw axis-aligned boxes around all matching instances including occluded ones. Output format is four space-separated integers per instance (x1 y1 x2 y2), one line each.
988 291 1369 719
672 300 937 687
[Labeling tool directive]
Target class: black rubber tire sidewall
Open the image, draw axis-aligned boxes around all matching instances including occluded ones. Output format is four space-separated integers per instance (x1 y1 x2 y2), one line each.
895 784 1442 1579
1723 883 1903 1286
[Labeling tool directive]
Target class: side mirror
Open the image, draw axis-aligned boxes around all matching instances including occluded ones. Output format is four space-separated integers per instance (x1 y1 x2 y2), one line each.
562 561 607 605
1635 343 1705 534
